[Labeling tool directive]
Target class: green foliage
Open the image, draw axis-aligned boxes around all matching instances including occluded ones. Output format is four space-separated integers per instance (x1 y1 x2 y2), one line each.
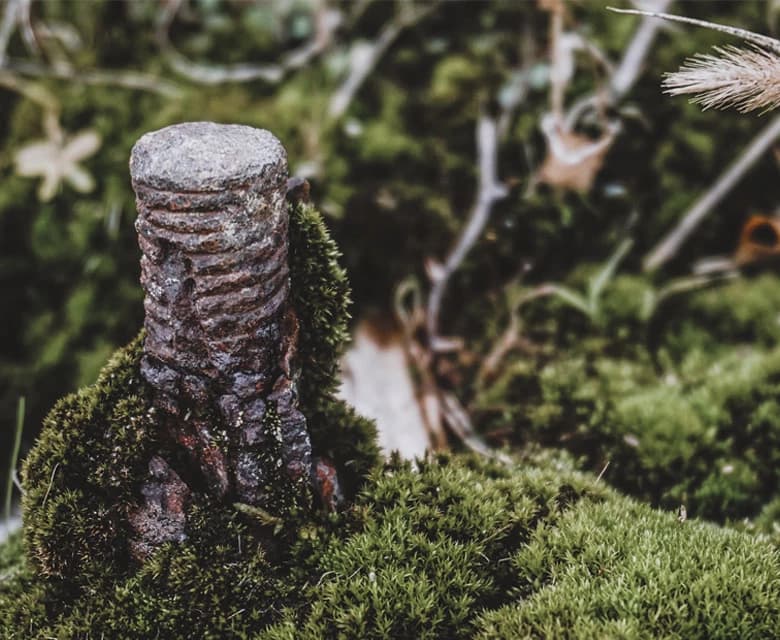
476 274 780 524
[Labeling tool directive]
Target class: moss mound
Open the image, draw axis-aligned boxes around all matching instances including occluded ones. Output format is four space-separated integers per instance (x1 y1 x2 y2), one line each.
3 452 780 638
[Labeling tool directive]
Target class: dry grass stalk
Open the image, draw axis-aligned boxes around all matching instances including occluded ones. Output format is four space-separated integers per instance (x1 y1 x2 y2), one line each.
609 8 780 113
664 45 780 113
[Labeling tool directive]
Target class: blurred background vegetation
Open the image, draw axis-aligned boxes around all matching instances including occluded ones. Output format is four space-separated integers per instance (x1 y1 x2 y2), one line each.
2 0 780 539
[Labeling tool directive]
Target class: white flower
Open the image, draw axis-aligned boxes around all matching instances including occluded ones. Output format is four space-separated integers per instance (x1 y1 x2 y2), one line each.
14 129 101 201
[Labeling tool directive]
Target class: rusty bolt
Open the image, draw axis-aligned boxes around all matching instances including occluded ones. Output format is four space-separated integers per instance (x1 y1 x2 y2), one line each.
130 122 314 511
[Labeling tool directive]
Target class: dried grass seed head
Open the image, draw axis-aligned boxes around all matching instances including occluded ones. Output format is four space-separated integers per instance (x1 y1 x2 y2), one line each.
608 7 780 113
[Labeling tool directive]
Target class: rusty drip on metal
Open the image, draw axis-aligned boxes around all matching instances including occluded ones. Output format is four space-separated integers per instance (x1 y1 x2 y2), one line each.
127 124 320 550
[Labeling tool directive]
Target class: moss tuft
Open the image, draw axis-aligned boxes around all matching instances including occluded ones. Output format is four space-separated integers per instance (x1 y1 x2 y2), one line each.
21 332 155 590
288 201 381 492
288 201 352 403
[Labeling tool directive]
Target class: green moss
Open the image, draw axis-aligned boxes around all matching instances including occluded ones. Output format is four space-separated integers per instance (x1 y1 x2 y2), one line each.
288 201 352 404
521 345 780 521
4 453 778 638
21 332 154 589
476 500 780 639
288 201 381 493
659 274 780 360
260 454 610 640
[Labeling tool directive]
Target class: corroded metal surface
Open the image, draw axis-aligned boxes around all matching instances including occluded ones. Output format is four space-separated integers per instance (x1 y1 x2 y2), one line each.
128 456 191 561
129 122 312 517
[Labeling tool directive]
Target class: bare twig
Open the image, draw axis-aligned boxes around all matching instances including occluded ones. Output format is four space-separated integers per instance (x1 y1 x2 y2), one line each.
554 0 670 138
440 392 513 464
157 0 341 86
548 0 566 120
650 270 739 313
611 6 780 113
610 0 673 99
328 1 438 120
643 114 780 271
0 0 22 66
16 0 35 55
394 278 448 450
608 7 780 55
5 58 183 98
4 397 24 523
475 285 555 389
426 115 508 344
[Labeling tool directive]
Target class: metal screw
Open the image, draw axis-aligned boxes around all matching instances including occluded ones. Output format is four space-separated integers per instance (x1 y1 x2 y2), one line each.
130 122 313 510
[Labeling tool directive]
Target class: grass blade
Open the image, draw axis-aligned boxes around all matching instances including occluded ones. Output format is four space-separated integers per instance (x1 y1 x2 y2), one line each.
4 396 25 523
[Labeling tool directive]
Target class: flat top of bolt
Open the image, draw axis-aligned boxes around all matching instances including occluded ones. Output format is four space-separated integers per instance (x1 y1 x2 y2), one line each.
130 122 287 192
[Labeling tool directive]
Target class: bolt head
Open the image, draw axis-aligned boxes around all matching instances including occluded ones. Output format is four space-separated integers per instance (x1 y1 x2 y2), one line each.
130 122 288 192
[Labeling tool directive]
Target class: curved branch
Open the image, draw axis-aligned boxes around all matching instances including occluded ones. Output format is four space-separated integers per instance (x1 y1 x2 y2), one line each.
426 115 508 343
643 114 780 271
156 0 341 86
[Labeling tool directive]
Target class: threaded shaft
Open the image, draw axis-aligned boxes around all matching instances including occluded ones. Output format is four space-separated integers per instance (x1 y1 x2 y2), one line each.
130 122 312 508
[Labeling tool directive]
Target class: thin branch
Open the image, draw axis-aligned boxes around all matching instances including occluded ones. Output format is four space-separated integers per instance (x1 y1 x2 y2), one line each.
643 113 780 271
609 0 673 99
440 392 512 464
426 115 508 343
0 0 21 66
16 0 35 55
608 7 780 55
610 7 780 113
328 1 438 120
548 1 566 120
157 0 341 86
393 278 449 450
5 58 183 98
560 0 671 134
475 285 551 389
